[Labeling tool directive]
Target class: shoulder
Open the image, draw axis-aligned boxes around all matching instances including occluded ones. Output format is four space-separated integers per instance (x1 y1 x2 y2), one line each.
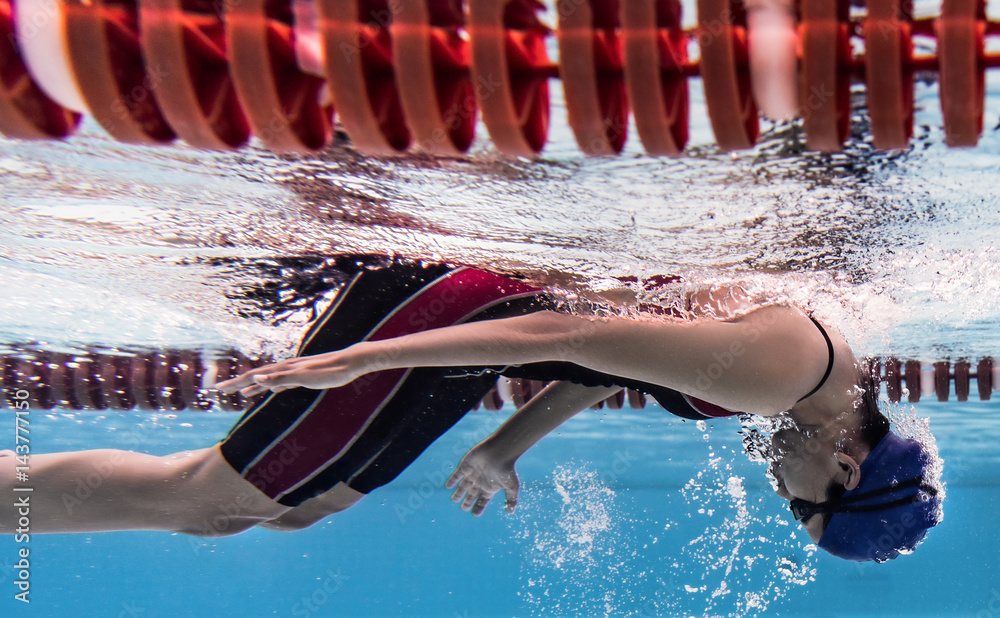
790 317 860 418
729 305 849 414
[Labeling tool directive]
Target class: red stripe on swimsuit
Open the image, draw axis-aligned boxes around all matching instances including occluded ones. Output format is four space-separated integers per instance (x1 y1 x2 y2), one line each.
243 268 540 503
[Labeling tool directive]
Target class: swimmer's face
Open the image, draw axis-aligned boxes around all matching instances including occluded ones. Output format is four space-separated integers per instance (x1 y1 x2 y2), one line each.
769 426 859 543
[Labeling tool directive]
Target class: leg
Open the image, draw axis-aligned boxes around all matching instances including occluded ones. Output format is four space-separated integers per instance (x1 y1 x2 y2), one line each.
0 446 289 535
255 483 364 531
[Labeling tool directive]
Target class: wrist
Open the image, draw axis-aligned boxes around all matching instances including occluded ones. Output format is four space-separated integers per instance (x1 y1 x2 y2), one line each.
481 432 526 465
344 340 397 378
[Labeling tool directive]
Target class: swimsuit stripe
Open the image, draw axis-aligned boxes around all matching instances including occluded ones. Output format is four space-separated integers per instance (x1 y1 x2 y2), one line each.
226 265 542 504
219 264 453 475
262 269 470 494
271 368 415 502
682 394 738 418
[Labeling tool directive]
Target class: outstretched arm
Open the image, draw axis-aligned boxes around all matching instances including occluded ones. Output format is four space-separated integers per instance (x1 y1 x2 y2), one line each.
218 305 829 416
447 381 620 516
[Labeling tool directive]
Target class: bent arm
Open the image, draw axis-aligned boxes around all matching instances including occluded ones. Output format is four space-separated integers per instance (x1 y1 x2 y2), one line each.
484 381 621 461
447 381 619 515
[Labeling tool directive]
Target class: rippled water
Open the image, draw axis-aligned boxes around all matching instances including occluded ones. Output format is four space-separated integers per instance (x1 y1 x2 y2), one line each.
2 1 1000 615
4 75 1000 362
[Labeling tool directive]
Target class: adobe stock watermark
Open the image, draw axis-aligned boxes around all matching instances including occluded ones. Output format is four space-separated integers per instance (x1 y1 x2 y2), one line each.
7 387 33 604
289 567 349 617
95 63 170 135
683 307 782 394
116 600 145 618
394 439 472 524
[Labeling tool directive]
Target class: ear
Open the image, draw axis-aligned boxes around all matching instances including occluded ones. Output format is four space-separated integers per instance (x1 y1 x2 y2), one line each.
834 452 862 491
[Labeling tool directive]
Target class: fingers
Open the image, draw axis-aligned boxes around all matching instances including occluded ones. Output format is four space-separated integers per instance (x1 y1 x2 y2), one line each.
504 483 519 514
445 466 465 489
451 477 491 515
471 493 495 517
215 355 316 393
239 384 270 398
215 366 278 394
461 488 479 512
450 477 475 505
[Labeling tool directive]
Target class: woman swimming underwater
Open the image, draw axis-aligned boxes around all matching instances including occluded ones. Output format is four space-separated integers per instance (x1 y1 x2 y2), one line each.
1 257 941 562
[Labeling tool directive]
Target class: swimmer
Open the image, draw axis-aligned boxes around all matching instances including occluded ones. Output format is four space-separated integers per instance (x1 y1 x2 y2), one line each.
0 258 940 561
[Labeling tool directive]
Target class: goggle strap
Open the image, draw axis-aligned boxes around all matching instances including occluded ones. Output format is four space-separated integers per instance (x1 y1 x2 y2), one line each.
815 476 931 510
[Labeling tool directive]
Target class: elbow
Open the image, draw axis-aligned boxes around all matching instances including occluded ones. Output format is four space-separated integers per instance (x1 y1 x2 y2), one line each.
529 311 599 365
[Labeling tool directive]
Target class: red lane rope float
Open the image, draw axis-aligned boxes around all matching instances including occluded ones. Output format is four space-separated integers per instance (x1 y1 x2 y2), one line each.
31 353 54 410
9 351 1000 411
68 355 98 410
799 0 851 152
47 352 70 409
150 351 175 411
214 354 244 411
904 359 920 403
1 355 21 407
621 0 688 155
390 0 477 154
697 0 757 152
0 0 80 138
468 0 551 156
140 0 251 149
937 0 985 147
954 359 971 402
92 353 117 410
127 353 150 410
319 0 411 154
884 357 902 404
62 0 175 143
225 0 335 152
934 360 950 402
558 0 629 155
177 349 208 410
111 353 136 410
978 358 993 401
864 0 914 150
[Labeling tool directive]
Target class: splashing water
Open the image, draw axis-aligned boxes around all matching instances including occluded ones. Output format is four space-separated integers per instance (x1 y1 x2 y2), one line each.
512 463 640 616
639 424 818 617
533 466 615 571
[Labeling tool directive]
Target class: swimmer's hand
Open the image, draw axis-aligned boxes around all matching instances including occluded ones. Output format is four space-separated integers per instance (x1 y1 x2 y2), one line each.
214 347 368 397
446 440 520 517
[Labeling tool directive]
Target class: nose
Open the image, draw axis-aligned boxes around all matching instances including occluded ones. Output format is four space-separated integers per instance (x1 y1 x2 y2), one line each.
769 462 793 500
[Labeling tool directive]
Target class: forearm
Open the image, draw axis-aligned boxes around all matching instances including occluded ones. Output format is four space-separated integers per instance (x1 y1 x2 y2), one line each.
359 310 597 373
484 382 621 461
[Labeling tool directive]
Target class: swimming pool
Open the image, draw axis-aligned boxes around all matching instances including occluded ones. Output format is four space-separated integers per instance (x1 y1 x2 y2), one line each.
3 0 1000 616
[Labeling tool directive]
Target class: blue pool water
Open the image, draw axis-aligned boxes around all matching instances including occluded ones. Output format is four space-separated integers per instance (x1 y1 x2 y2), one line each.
3 0 1000 615
0 397 996 617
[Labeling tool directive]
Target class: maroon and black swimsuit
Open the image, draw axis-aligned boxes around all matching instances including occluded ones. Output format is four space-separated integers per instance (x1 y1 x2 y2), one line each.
220 260 834 506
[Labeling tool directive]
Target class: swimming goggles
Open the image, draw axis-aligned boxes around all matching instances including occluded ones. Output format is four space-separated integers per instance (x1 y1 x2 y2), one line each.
789 476 937 522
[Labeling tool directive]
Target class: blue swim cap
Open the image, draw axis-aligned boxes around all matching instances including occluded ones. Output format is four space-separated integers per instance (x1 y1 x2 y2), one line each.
817 431 942 562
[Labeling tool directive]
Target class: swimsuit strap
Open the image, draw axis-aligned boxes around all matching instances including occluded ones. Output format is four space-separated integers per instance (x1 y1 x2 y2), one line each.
797 315 835 402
